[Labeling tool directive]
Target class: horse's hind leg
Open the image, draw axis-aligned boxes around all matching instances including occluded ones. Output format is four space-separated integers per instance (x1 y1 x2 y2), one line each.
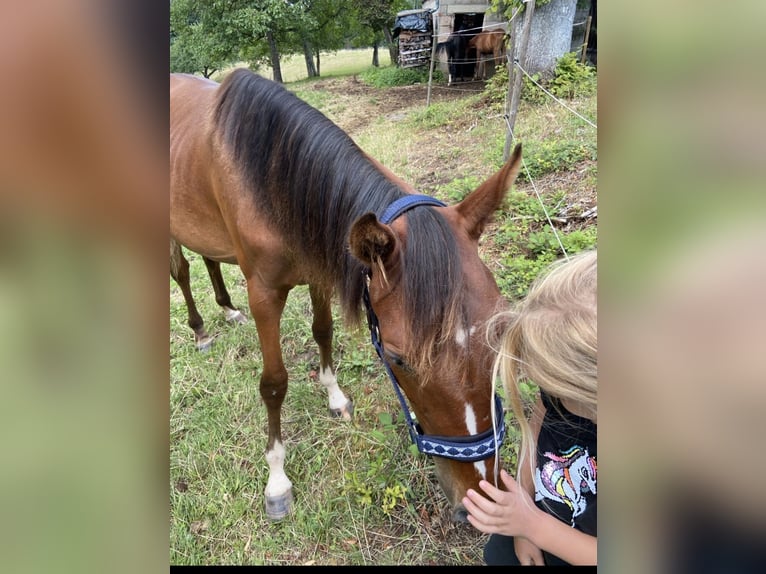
309 285 353 420
170 239 213 351
202 256 248 325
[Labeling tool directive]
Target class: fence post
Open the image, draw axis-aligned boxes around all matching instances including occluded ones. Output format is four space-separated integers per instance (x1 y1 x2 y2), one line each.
504 0 536 162
580 15 592 64
427 12 439 107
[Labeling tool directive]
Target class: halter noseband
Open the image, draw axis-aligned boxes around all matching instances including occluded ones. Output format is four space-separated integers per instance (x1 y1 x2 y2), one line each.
361 194 506 462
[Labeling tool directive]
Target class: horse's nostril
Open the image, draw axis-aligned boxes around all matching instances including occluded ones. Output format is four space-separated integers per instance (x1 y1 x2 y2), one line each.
452 506 469 523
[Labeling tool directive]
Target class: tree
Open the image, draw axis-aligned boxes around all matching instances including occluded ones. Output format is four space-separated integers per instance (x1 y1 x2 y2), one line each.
170 0 273 78
355 0 409 67
491 0 578 75
170 0 406 83
286 0 356 78
170 0 234 77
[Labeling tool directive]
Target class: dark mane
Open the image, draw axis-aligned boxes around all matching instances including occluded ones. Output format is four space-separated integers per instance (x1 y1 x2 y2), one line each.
212 69 467 368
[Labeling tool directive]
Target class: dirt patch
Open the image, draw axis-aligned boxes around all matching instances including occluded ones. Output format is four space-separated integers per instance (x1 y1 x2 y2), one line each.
305 75 481 138
305 75 596 237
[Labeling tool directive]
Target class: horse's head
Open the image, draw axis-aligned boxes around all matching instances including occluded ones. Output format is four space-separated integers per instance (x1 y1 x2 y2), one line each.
349 145 522 522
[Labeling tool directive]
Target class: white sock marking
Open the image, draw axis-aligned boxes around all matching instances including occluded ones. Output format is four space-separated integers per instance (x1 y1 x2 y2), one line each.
319 366 348 411
265 440 292 497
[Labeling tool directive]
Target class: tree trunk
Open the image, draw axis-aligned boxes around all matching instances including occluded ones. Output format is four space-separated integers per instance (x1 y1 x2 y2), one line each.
372 41 379 67
383 27 397 66
512 0 577 75
315 51 321 76
267 30 283 83
303 40 317 77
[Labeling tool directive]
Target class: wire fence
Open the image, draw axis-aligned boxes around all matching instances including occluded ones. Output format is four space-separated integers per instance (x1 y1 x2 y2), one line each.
409 11 597 260
502 57 597 260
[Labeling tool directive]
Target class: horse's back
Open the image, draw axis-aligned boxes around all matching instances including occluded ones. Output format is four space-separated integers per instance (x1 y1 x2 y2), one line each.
470 29 505 54
170 73 239 263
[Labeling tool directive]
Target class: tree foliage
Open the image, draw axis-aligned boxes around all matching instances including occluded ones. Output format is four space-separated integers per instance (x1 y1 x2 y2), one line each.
170 0 277 77
170 0 412 80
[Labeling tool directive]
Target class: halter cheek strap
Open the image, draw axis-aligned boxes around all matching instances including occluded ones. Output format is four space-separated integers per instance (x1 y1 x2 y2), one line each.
361 194 506 462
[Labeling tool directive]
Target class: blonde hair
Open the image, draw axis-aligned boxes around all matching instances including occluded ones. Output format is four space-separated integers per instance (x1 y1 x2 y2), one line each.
491 249 597 479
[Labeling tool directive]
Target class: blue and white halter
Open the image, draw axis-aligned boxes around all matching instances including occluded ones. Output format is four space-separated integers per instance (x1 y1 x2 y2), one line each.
361 194 506 462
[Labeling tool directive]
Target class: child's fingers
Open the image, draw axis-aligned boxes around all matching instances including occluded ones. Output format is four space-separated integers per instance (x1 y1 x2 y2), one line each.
499 468 519 491
477 478 504 501
463 488 501 517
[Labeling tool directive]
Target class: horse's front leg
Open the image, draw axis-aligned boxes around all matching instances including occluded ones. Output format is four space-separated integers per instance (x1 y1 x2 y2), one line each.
309 285 353 420
247 279 293 520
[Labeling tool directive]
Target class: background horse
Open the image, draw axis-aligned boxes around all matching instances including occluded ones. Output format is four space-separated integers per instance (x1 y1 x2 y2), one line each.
437 29 475 85
468 29 507 80
170 69 522 522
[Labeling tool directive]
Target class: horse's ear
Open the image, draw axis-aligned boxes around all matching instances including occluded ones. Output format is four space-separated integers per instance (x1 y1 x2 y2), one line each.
456 143 522 240
349 212 398 267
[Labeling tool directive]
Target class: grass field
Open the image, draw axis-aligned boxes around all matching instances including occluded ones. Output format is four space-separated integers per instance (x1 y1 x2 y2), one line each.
214 48 393 84
172 49 596 565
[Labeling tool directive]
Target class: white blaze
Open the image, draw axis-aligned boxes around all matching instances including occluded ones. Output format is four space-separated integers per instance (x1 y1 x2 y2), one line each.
465 402 488 479
455 325 477 348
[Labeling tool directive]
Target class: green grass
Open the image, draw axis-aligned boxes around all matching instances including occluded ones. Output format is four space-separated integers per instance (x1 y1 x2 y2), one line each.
214 48 392 84
170 261 485 565
172 49 596 565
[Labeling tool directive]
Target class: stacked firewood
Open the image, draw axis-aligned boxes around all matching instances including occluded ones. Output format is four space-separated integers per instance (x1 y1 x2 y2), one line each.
399 31 432 68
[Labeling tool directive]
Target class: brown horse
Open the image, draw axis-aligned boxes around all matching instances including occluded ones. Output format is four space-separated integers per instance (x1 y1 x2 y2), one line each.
170 69 522 522
468 29 507 80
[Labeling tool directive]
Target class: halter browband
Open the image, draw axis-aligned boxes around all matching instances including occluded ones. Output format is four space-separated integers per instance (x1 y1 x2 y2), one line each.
361 194 506 462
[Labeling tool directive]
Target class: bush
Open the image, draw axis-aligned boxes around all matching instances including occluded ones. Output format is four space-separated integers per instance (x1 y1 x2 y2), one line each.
511 52 596 103
518 139 597 182
491 190 597 298
549 51 596 99
359 65 442 88
483 64 509 107
486 51 595 105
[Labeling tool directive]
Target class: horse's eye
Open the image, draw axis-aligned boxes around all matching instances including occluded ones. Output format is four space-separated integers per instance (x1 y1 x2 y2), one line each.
385 351 413 373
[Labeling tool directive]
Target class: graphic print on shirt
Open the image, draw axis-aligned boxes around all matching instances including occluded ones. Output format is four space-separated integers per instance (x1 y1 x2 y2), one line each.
534 445 597 526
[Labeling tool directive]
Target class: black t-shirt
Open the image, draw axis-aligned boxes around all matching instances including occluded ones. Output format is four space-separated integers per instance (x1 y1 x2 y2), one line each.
533 390 597 536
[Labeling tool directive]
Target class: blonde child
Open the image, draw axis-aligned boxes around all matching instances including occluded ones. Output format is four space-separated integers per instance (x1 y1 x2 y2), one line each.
462 250 597 566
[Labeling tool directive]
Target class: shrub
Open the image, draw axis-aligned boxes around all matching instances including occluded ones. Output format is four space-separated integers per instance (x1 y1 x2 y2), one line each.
518 139 597 182
549 51 596 99
359 65 442 88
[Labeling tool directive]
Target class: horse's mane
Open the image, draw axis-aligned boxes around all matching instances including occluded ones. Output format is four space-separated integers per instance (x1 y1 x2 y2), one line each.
212 69 467 375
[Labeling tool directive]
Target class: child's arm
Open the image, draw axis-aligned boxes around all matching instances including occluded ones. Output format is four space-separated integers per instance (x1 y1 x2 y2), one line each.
464 469 597 565
464 393 597 565
512 393 546 565
522 495 597 565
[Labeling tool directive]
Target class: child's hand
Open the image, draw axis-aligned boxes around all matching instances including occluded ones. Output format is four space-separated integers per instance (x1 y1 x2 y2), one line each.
461 469 539 539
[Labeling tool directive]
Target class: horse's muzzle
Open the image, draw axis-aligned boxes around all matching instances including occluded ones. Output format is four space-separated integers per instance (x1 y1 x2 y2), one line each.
452 504 469 523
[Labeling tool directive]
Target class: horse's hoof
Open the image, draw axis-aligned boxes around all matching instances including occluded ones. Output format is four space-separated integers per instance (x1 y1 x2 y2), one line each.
196 338 213 352
224 308 248 325
329 399 354 420
265 489 293 521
